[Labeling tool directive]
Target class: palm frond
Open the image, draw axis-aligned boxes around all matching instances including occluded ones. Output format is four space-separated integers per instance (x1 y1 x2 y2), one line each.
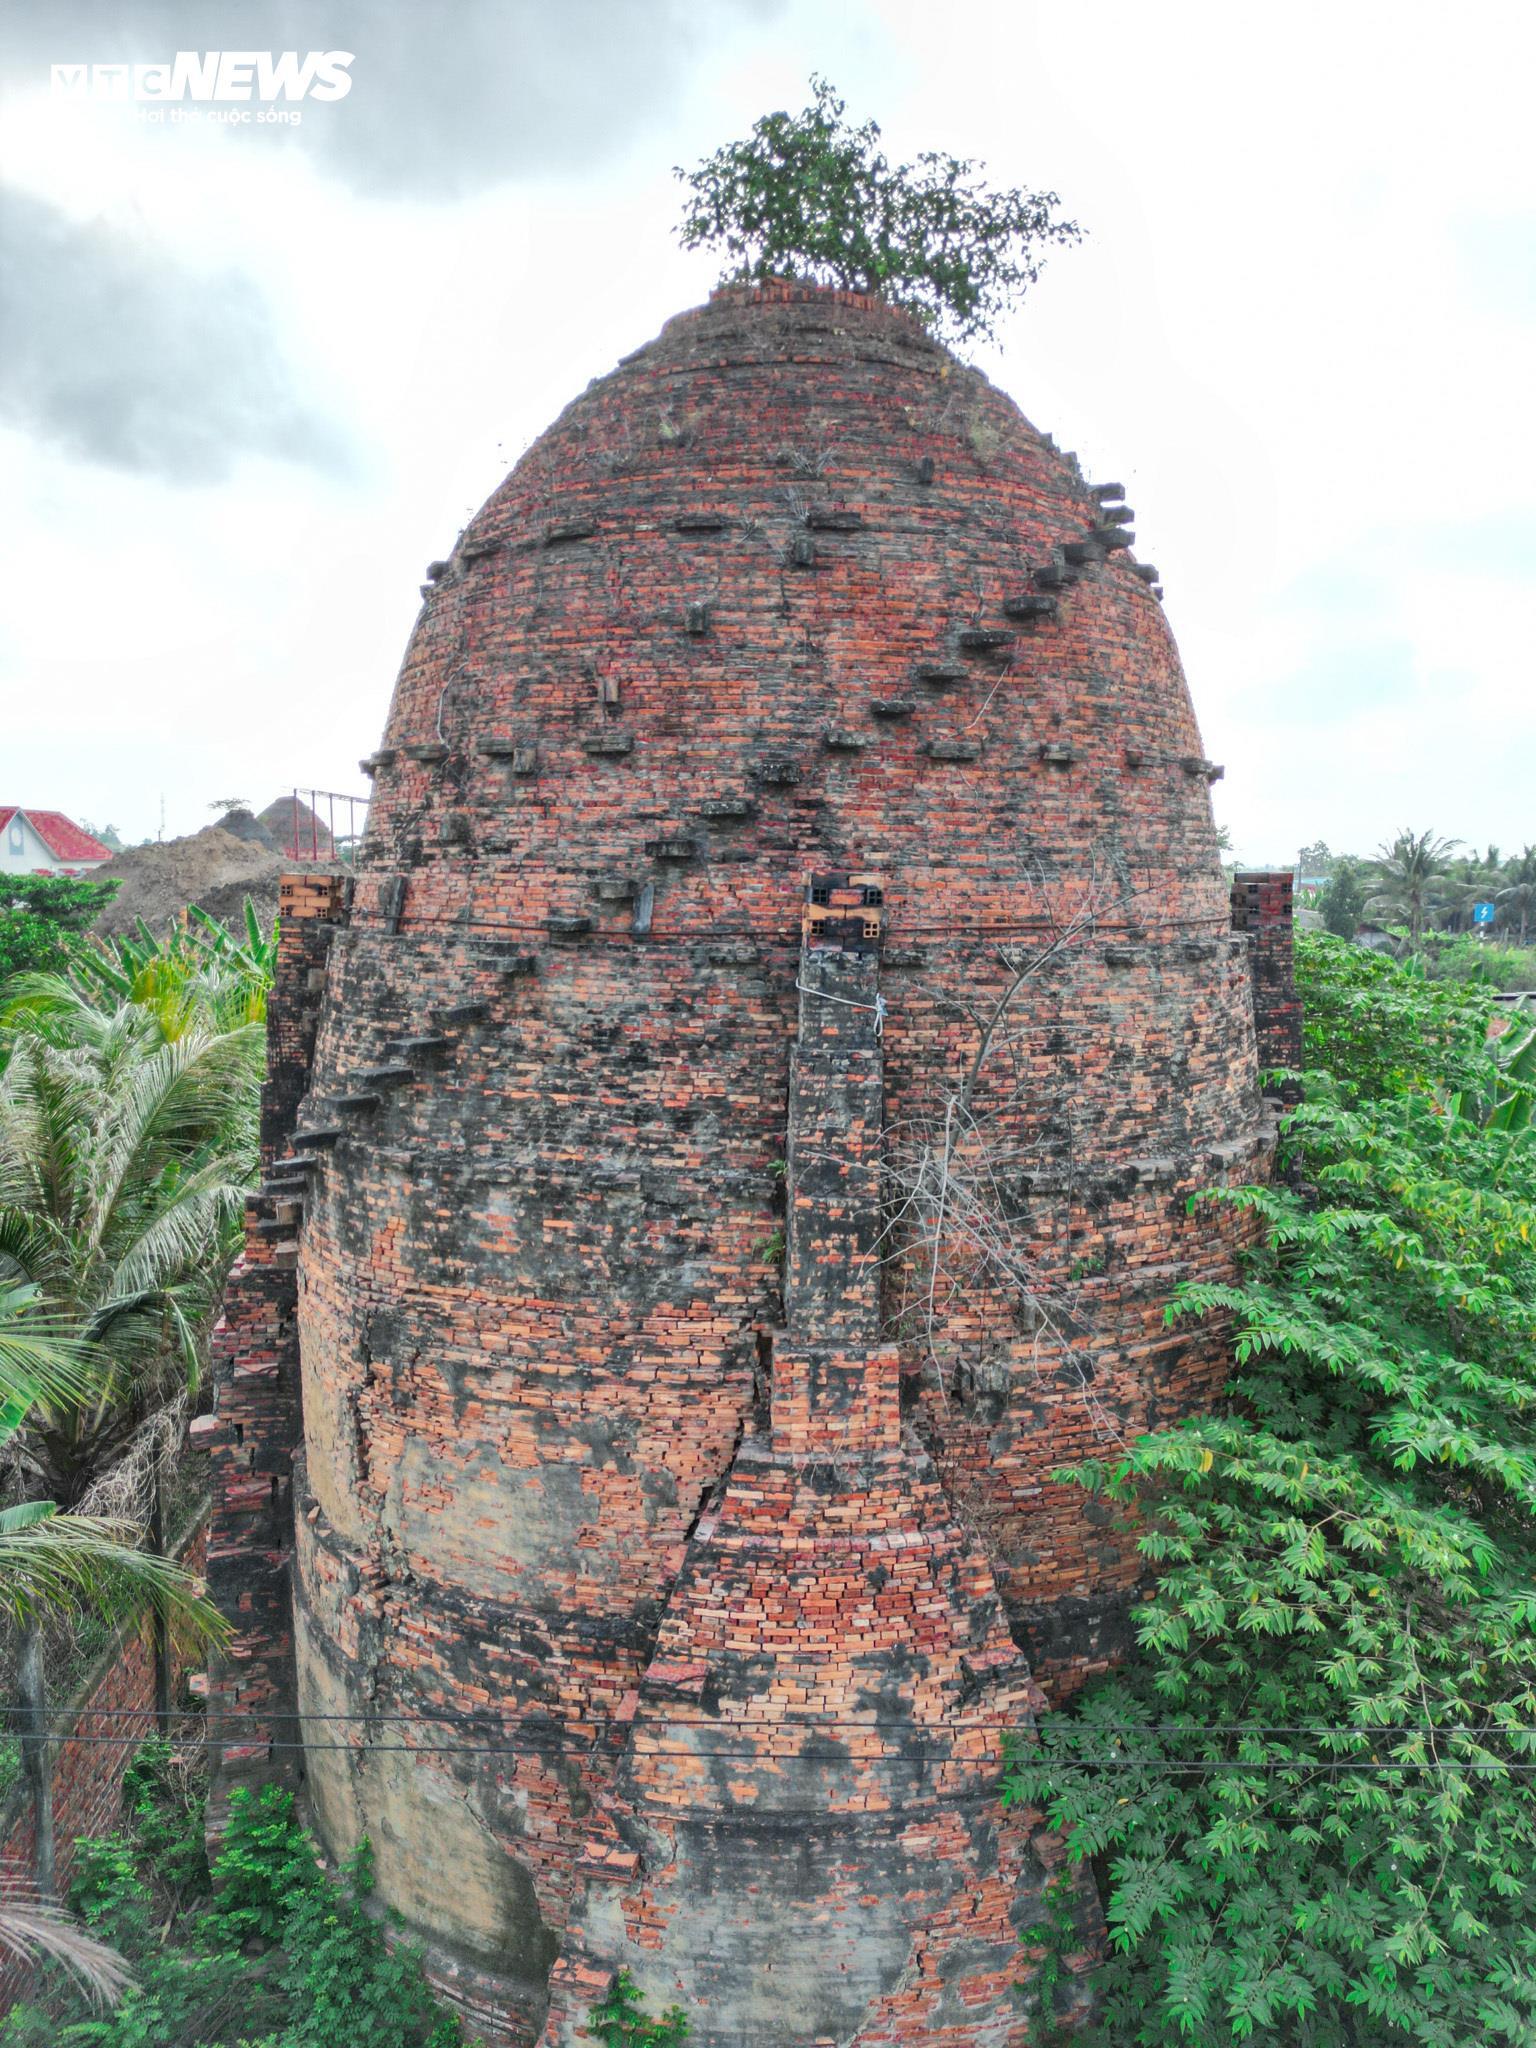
0 1504 229 1642
0 1897 134 2005
0 974 260 1504
0 1286 104 1419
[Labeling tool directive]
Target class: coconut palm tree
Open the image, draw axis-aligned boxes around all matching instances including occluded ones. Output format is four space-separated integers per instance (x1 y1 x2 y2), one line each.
1366 829 1461 945
0 1497 214 1651
1498 881 1536 948
1497 847 1536 947
0 984 261 1508
0 988 255 1924
0 1895 133 2005
3 1480 222 1924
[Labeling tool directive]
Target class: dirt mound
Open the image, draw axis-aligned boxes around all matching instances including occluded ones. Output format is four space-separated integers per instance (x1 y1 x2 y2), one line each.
258 795 335 859
92 824 285 937
216 805 278 850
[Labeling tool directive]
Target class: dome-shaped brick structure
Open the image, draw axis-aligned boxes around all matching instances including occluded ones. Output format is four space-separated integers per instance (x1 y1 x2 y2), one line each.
205 280 1289 2046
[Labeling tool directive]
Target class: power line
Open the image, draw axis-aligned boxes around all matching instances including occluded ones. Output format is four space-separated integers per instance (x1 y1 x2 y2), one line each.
10 1704 1536 1741
16 1705 1536 1777
17 1731 1536 1774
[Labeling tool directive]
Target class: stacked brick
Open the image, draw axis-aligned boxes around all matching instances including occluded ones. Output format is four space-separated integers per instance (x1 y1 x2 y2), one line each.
208 281 1285 2042
537 910 1094 2042
202 873 351 1827
1230 872 1303 1090
0 1523 207 2009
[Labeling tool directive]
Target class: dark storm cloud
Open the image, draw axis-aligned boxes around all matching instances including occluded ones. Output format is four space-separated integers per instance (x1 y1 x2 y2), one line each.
0 0 775 480
3 0 779 197
0 188 353 482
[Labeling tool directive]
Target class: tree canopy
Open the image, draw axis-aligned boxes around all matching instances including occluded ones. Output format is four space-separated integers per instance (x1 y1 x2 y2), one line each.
1317 858 1366 939
0 973 263 1508
0 875 119 984
675 77 1081 345
1008 934 1536 2045
1365 829 1461 943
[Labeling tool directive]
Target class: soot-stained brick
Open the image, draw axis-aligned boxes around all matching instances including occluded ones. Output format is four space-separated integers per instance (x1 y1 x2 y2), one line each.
206 280 1292 2046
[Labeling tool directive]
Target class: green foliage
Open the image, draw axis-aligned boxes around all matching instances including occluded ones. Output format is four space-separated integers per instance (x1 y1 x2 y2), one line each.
1419 932 1536 993
1006 934 1536 2045
273 1839 462 2048
0 1499 219 1636
676 76 1081 344
587 1968 691 2047
77 902 278 1036
68 1835 153 1951
0 1758 460 2048
0 966 263 1501
54 1832 267 2048
202 1785 320 1949
1317 858 1366 939
120 1737 211 1909
0 1284 221 1644
1024 1872 1084 2044
1365 828 1461 943
1496 855 1536 947
1295 839 1536 952
0 875 119 983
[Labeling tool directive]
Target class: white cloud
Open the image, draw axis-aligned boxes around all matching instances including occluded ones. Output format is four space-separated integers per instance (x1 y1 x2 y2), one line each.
2 0 1532 858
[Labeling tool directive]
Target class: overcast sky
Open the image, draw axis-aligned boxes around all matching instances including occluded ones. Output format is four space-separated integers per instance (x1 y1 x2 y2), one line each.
2 0 1532 864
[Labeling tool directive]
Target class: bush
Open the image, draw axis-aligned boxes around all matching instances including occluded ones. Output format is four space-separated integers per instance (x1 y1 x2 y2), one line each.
202 1784 320 1949
0 874 118 983
0 1758 460 2048
274 1839 461 2048
587 1968 690 2047
1007 935 1536 2044
676 76 1080 345
1421 931 1536 992
121 1735 211 1911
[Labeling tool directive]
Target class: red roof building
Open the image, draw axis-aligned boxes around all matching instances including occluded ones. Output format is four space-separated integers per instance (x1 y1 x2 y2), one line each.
0 807 113 876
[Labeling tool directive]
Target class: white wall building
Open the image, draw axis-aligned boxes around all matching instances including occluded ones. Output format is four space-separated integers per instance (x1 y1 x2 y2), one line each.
0 807 113 876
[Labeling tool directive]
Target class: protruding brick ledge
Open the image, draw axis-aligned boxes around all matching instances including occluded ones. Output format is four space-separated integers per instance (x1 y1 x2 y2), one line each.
537 902 1097 2043
204 872 351 1837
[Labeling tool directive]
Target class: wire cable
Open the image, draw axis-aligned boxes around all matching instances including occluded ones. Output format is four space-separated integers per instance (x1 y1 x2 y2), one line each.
18 1731 1536 1774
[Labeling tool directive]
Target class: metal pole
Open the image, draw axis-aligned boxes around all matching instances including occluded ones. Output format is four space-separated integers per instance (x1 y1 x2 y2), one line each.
150 1467 170 1730
18 1623 55 1901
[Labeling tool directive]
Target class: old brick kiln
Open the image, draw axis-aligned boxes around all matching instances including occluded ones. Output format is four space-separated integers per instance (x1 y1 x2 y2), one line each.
202 280 1296 2045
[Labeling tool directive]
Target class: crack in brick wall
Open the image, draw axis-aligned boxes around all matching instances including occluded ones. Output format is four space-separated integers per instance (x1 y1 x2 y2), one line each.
536 908 1096 2045
203 281 1288 2044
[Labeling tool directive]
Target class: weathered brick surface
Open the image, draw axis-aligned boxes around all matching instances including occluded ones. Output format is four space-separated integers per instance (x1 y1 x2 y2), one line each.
539 930 1094 2042
203 873 351 1831
1231 871 1302 1091
209 281 1284 2043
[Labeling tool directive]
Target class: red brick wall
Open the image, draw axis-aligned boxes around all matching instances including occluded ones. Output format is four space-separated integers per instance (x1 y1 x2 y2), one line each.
0 1521 208 2007
1232 871 1303 1092
202 873 352 1831
209 280 1282 2044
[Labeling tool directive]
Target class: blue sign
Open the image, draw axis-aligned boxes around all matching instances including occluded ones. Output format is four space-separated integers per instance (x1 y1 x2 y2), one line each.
1473 901 1496 926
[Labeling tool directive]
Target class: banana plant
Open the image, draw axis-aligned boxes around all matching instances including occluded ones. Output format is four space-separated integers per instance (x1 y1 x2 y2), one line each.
1446 1017 1536 1181
72 899 277 1038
